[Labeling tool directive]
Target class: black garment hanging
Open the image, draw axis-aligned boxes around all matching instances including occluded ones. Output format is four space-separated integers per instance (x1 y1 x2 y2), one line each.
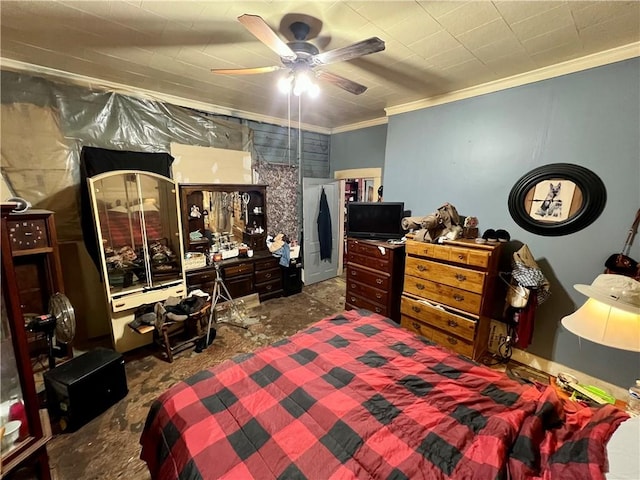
80 146 174 271
317 187 332 261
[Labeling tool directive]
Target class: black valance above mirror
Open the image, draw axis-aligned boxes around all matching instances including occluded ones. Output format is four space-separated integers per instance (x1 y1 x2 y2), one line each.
508 163 607 236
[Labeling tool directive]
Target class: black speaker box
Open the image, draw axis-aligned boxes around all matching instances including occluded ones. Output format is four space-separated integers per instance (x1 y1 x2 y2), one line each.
43 347 128 431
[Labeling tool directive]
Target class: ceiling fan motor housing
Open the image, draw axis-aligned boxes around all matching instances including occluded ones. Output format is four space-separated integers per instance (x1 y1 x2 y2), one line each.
284 41 319 61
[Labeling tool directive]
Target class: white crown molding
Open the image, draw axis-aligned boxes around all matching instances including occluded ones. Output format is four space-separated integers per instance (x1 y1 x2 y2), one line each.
331 116 388 134
0 58 332 135
385 42 640 118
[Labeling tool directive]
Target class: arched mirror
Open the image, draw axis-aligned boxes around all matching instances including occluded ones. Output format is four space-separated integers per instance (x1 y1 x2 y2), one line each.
508 163 606 236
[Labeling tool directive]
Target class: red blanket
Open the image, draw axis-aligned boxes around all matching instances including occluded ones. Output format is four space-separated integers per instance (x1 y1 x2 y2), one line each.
140 310 627 479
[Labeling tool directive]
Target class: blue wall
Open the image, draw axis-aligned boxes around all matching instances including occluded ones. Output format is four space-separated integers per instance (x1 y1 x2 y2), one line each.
334 58 639 388
330 123 387 175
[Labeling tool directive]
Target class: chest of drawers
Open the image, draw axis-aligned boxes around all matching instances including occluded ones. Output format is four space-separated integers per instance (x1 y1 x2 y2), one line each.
400 239 501 360
254 256 283 301
345 238 405 321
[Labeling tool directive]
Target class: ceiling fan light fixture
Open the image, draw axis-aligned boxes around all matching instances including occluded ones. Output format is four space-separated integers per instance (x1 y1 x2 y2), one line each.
307 82 320 98
278 74 293 94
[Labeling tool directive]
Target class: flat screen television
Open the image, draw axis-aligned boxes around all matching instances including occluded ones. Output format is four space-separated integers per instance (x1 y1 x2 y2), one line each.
346 202 405 240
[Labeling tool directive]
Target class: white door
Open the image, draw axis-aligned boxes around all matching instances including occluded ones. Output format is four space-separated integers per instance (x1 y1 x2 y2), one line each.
302 178 340 285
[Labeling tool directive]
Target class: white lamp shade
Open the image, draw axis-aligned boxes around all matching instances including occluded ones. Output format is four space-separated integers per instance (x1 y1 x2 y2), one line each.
562 298 640 352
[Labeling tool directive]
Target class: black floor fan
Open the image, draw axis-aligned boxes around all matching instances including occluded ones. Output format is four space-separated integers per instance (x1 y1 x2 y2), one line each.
26 293 76 370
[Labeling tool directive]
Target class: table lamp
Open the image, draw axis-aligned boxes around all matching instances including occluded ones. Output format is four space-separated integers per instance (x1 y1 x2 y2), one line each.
561 274 640 352
561 274 640 413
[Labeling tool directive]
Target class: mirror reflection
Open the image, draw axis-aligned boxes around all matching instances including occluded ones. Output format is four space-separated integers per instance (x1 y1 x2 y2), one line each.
181 184 267 255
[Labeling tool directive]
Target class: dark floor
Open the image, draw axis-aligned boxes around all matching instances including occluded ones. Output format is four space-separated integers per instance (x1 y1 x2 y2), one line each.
45 275 346 480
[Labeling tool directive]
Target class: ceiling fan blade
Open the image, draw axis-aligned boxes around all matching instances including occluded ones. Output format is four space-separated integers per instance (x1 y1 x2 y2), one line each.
311 37 385 66
211 66 284 75
238 14 297 61
316 71 368 95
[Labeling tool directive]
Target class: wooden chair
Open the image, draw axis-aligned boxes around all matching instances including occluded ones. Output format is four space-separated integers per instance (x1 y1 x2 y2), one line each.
154 302 211 363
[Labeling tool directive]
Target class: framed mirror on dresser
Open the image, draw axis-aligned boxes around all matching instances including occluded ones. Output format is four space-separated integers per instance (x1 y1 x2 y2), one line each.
179 184 268 254
179 184 284 302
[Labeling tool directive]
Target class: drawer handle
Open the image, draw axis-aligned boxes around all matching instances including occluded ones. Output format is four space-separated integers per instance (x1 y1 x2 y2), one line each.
266 285 272 291
416 283 425 290
265 273 272 279
411 305 421 313
412 322 422 331
457 254 464 260
115 302 125 308
350 297 356 302
376 278 383 285
453 294 464 302
455 274 466 282
350 283 356 289
447 319 459 328
375 293 382 299
175 289 185 295
447 336 458 345
417 265 427 272
351 270 357 276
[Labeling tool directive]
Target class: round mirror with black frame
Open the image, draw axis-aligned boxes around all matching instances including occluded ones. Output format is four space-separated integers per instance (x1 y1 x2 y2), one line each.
508 163 606 236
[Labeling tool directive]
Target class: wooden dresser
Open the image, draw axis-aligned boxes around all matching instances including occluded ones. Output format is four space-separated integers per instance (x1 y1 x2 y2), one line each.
400 239 501 360
345 238 405 322
186 252 283 303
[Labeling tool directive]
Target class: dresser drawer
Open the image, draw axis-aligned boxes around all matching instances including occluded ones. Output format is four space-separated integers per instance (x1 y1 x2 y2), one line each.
256 277 282 296
254 256 279 271
346 279 389 306
405 257 485 294
346 265 390 291
224 262 254 278
187 268 217 286
255 267 280 284
401 294 476 342
406 240 491 268
404 276 482 314
345 293 387 316
347 239 395 260
401 315 474 358
111 283 186 312
347 251 390 273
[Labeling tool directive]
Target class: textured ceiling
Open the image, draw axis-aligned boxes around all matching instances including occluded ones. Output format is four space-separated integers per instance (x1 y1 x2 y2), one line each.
1 1 639 131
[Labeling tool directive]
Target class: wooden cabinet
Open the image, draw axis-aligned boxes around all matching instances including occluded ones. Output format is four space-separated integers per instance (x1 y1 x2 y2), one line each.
87 171 187 353
345 238 405 321
400 239 501 361
221 262 255 299
1 204 52 479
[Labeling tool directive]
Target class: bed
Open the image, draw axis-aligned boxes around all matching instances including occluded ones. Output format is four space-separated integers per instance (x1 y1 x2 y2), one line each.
140 309 629 479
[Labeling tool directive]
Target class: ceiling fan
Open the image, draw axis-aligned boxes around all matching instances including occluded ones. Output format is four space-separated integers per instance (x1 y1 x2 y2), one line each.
211 14 385 95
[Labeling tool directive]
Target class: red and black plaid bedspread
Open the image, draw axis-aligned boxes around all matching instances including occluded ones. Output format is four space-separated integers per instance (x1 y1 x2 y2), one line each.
140 309 628 480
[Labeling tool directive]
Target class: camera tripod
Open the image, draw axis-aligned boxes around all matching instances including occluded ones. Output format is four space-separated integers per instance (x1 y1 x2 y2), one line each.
206 262 248 344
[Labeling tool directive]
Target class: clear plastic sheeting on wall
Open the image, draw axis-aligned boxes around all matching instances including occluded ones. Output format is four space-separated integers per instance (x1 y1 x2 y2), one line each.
0 70 251 241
